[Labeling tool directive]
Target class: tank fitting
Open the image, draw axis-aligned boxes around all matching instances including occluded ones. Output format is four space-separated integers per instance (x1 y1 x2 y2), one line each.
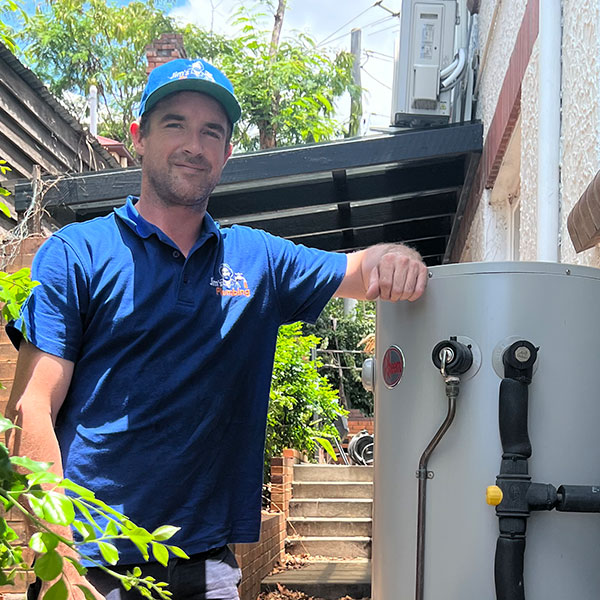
432 337 473 376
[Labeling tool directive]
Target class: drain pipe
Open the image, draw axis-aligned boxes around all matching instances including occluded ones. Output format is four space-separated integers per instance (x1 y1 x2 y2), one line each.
537 0 561 262
415 339 473 600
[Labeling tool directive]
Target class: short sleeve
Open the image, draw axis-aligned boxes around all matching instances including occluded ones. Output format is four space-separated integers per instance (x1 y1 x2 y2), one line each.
262 232 347 325
6 235 89 361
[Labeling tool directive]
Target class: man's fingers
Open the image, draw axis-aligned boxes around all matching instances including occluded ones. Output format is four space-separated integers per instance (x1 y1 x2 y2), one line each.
407 263 428 301
367 255 427 302
365 267 380 300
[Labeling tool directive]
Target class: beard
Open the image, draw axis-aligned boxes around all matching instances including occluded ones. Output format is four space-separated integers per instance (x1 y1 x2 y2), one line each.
144 154 222 213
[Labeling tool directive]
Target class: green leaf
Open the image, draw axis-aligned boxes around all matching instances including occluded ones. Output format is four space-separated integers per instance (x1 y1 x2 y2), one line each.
168 545 190 559
29 532 58 553
97 541 119 565
75 585 97 600
151 542 169 567
0 200 10 216
72 520 96 542
0 416 16 434
64 556 87 576
131 566 142 577
104 519 119 537
71 499 100 530
59 479 95 499
26 471 62 486
150 525 179 541
28 491 75 526
41 576 69 600
313 436 337 461
34 550 63 581
42 577 68 600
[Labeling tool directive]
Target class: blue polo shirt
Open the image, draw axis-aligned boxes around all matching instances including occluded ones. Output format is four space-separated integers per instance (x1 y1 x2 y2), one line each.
8 197 347 565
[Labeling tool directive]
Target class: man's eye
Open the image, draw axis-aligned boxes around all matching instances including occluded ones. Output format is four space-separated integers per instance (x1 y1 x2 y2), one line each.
205 130 222 139
166 123 183 128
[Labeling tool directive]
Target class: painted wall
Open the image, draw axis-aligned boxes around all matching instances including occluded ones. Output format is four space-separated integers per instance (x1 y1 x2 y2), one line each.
462 0 600 267
461 0 527 262
559 0 600 266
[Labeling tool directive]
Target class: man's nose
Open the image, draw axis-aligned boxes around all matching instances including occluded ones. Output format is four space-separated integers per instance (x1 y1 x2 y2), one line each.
182 130 204 155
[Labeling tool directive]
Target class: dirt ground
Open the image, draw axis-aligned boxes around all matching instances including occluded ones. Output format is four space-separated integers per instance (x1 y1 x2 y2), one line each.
257 586 369 600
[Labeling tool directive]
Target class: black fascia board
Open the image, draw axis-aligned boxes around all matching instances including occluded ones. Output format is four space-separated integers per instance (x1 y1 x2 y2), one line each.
14 122 483 214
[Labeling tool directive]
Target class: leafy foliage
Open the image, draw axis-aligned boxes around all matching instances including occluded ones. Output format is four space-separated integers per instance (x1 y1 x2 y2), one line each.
266 323 346 472
19 0 174 145
0 0 26 52
18 0 357 151
185 7 358 150
304 299 375 416
0 416 187 599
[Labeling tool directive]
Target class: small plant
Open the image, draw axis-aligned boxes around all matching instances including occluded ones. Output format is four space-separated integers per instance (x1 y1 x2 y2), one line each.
0 416 188 600
266 322 347 474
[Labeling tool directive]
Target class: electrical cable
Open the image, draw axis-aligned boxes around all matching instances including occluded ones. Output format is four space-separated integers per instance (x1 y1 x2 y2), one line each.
319 14 395 47
361 68 392 90
317 2 379 46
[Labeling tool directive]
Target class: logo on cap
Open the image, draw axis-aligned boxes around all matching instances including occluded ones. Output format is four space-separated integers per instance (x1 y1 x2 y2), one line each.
169 60 216 83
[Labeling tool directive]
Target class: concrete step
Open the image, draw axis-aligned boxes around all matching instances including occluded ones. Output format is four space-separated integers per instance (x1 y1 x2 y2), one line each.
261 560 371 600
292 481 373 499
293 464 373 482
288 516 372 537
289 498 373 518
286 536 372 558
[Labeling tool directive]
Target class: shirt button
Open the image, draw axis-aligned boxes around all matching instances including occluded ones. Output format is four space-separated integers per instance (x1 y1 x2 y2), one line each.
172 250 181 258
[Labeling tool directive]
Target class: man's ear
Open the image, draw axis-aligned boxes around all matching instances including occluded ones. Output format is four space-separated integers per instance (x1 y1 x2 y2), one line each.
130 121 144 156
223 143 233 165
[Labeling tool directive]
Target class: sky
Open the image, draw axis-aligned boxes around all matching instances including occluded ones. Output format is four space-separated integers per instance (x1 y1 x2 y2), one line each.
169 0 402 132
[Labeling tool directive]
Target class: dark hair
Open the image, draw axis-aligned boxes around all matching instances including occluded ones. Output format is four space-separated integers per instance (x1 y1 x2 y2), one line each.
137 92 233 145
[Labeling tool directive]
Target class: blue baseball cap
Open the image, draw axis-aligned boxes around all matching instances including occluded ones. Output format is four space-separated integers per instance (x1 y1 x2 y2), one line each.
138 58 241 124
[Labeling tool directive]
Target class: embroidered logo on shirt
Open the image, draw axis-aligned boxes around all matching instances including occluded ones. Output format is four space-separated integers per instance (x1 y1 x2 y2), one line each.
210 263 251 297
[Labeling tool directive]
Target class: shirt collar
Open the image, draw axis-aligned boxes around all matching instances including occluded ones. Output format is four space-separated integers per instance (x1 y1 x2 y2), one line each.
115 196 221 248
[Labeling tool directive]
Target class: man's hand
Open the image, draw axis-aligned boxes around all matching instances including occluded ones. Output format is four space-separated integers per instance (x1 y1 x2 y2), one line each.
336 243 428 302
365 245 428 302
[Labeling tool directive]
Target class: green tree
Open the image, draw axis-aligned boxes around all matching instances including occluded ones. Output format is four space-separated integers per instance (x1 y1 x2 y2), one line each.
0 0 26 52
266 322 346 474
19 0 358 151
185 5 358 150
305 298 376 416
19 0 174 145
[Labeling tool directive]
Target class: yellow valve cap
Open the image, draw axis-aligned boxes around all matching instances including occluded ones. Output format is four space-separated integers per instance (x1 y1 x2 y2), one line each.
486 485 503 506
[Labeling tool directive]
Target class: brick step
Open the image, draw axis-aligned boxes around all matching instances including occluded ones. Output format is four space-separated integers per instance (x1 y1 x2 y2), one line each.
293 464 373 483
289 498 372 518
291 481 373 499
287 516 371 537
286 536 371 558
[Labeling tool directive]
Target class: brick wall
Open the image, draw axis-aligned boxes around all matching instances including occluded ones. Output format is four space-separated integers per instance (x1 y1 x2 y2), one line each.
347 408 374 437
232 511 284 600
0 234 47 596
269 448 303 519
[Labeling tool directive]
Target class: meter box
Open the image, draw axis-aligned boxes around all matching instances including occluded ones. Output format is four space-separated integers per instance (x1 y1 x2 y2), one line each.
391 0 458 127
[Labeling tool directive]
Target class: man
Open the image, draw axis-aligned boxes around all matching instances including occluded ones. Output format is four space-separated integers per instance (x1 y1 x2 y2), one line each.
7 58 427 600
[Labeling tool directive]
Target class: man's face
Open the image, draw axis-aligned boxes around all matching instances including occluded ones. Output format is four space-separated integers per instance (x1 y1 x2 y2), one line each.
131 91 233 212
